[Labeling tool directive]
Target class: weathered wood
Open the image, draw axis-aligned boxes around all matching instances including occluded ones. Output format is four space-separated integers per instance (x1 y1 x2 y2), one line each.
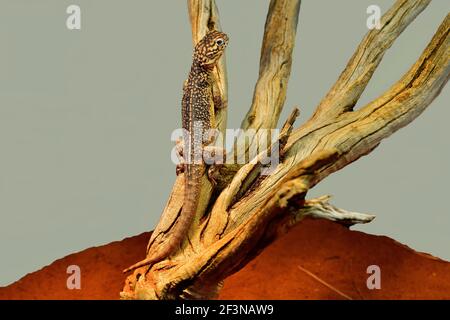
121 1 448 300
312 0 431 120
131 0 229 271
241 0 301 131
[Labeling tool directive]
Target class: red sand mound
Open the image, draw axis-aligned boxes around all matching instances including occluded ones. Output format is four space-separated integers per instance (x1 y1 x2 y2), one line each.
1 219 449 300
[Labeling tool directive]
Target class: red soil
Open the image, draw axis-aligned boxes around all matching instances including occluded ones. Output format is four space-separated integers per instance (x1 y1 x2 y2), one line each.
1 219 449 300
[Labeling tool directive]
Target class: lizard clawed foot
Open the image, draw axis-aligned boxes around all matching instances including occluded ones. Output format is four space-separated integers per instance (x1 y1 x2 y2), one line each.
175 138 185 157
123 258 154 273
207 164 223 187
213 95 226 110
176 163 185 175
175 138 186 176
203 145 225 165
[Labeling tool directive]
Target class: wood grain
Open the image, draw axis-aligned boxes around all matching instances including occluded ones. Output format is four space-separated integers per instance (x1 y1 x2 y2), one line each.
121 1 448 300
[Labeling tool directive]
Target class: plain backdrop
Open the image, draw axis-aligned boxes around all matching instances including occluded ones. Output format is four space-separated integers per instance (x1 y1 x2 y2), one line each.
0 0 448 286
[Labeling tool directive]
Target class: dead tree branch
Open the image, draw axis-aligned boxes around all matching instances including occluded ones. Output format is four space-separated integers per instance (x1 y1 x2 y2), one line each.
121 0 448 299
241 0 301 131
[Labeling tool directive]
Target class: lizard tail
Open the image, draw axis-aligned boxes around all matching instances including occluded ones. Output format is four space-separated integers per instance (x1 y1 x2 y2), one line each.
123 165 202 273
123 256 158 273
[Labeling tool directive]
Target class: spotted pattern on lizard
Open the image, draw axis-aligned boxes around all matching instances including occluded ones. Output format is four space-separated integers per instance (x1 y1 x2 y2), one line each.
124 30 228 273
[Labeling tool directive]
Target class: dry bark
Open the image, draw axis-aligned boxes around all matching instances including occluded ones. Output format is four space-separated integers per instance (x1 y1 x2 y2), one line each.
121 0 449 300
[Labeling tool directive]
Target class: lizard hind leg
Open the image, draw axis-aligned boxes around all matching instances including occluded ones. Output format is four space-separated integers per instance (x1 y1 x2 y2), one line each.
203 145 226 186
207 164 222 187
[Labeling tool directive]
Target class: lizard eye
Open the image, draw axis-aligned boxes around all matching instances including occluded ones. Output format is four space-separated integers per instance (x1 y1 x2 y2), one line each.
216 38 224 46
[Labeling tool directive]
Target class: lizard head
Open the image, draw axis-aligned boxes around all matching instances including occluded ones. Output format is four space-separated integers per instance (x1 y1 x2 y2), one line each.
194 30 229 67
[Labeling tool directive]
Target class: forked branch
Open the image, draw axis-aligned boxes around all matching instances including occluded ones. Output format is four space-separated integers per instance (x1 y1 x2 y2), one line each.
121 1 448 300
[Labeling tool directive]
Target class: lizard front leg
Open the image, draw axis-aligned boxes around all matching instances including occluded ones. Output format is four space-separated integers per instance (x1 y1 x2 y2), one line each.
212 81 226 110
207 163 223 186
175 138 185 176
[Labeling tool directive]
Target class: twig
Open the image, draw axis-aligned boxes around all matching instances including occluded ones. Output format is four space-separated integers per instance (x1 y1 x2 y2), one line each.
297 265 353 300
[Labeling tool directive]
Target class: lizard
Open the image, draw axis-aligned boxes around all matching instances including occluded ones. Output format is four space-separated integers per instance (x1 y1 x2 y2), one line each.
124 30 229 273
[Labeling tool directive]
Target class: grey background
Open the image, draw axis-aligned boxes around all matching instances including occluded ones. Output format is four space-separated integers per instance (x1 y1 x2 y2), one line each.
0 0 448 286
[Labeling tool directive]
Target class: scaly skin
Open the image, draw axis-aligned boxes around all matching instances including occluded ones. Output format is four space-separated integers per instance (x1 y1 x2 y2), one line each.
124 30 228 273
